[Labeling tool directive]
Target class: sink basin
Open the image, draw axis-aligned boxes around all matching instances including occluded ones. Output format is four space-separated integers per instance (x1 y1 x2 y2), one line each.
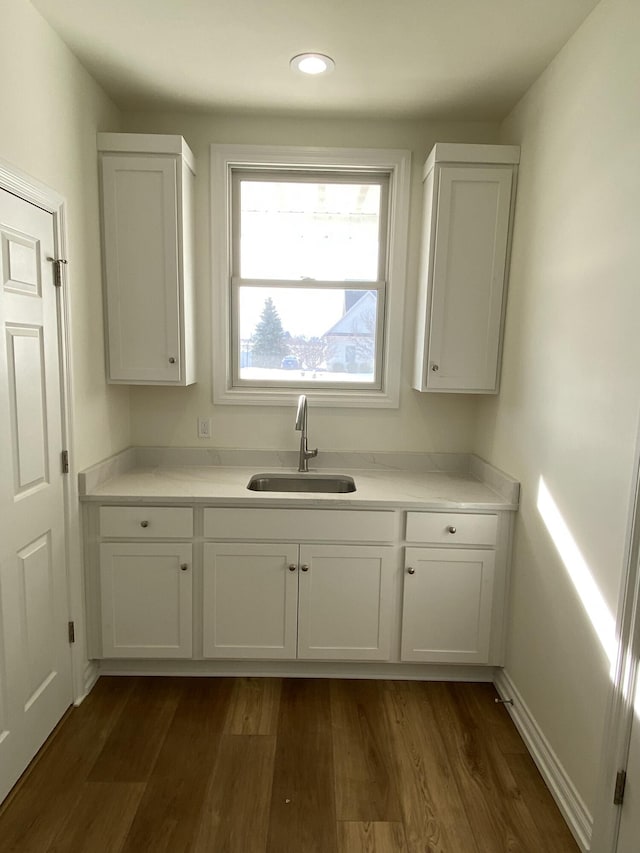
247 472 356 494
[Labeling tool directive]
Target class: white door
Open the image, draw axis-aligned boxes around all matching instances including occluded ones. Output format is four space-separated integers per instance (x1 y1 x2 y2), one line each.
401 547 495 663
202 542 299 659
0 188 73 804
616 674 640 852
427 165 513 392
99 542 193 658
297 545 393 661
100 155 181 383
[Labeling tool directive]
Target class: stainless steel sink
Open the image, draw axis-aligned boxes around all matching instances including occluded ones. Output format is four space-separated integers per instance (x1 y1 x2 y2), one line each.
247 472 356 494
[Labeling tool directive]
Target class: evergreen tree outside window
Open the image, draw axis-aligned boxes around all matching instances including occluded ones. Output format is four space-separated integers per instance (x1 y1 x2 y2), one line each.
251 297 289 367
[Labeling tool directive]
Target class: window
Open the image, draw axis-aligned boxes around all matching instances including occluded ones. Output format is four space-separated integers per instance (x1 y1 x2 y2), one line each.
211 144 411 407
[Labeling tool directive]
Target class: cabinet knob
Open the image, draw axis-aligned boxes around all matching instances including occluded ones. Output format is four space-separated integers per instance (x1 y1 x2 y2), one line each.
169 357 176 364
288 563 297 572
140 520 149 528
301 564 310 572
447 526 457 534
431 363 439 372
180 563 189 571
407 566 415 575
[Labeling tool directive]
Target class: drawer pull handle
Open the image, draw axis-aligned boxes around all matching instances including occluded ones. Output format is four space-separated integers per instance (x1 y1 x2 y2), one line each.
288 563 297 572
180 563 189 571
301 564 310 572
407 566 415 575
140 520 149 528
447 526 457 534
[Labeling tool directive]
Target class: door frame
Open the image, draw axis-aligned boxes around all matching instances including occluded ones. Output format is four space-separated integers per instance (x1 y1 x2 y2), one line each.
0 157 88 706
592 412 640 851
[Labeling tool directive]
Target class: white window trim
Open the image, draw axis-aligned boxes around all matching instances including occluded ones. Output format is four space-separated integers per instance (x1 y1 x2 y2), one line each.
210 143 411 407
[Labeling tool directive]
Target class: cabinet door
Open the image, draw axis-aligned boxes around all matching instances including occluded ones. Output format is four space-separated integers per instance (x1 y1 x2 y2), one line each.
203 543 299 659
401 547 495 663
101 155 181 383
297 545 393 661
426 165 513 392
99 542 192 658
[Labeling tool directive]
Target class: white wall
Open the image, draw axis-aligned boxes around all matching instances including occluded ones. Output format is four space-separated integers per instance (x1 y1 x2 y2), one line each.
121 111 500 452
0 0 129 471
475 0 640 815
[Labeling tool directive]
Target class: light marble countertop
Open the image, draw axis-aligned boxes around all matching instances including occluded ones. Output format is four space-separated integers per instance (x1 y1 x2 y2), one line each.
79 449 519 511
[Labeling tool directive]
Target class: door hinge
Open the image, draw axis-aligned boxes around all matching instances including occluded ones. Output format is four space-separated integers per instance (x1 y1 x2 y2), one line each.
68 621 75 644
48 257 68 288
614 770 627 805
61 450 69 474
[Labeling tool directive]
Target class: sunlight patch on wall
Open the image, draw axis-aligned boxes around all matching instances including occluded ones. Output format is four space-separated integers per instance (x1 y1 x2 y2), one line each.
537 477 617 672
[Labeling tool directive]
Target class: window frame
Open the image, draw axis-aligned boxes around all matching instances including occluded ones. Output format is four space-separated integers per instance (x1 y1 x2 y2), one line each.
210 143 411 407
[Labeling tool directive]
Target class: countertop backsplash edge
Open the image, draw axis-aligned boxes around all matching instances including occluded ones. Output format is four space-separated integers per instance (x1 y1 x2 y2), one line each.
78 446 519 509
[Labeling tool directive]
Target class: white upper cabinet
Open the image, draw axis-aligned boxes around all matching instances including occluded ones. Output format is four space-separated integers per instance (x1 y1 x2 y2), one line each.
413 143 519 394
98 133 196 385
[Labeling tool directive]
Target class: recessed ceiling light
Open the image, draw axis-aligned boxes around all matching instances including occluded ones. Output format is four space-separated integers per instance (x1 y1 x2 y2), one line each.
290 53 335 75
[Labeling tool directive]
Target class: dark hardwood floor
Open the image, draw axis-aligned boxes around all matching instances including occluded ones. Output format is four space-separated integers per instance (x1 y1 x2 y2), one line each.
0 677 579 853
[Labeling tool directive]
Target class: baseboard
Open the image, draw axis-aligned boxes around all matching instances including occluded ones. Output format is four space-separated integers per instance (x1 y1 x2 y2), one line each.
74 661 100 706
494 669 593 852
97 658 498 682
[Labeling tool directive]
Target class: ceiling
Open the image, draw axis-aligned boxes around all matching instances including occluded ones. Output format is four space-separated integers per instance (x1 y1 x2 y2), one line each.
31 0 600 120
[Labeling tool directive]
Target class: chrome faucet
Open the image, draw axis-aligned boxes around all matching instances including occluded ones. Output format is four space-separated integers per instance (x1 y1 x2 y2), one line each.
295 394 318 472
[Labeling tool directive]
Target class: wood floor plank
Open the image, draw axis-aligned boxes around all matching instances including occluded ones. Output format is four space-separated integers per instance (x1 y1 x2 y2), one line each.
267 679 338 853
88 677 181 783
382 681 481 853
0 677 136 852
46 782 145 853
337 821 408 853
429 682 549 853
119 678 234 853
457 684 578 850
505 753 580 852
274 676 330 735
331 680 402 822
224 676 281 735
194 734 276 853
459 682 528 756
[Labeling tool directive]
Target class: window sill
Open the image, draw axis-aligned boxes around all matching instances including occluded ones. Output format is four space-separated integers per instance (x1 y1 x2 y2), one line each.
212 384 400 408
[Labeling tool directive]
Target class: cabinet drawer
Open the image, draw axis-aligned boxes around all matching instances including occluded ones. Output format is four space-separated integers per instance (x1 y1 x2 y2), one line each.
99 506 193 539
204 508 395 543
405 512 497 546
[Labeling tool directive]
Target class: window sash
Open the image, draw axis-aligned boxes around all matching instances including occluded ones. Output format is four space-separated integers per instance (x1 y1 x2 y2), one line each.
230 169 390 283
230 278 387 390
230 168 390 390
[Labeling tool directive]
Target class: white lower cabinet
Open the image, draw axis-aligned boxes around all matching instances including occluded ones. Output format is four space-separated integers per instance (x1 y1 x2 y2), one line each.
203 543 393 661
99 542 193 658
88 503 511 669
401 543 497 664
202 543 299 659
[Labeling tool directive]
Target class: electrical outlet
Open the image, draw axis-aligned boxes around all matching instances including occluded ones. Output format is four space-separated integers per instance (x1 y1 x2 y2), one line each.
197 416 212 440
